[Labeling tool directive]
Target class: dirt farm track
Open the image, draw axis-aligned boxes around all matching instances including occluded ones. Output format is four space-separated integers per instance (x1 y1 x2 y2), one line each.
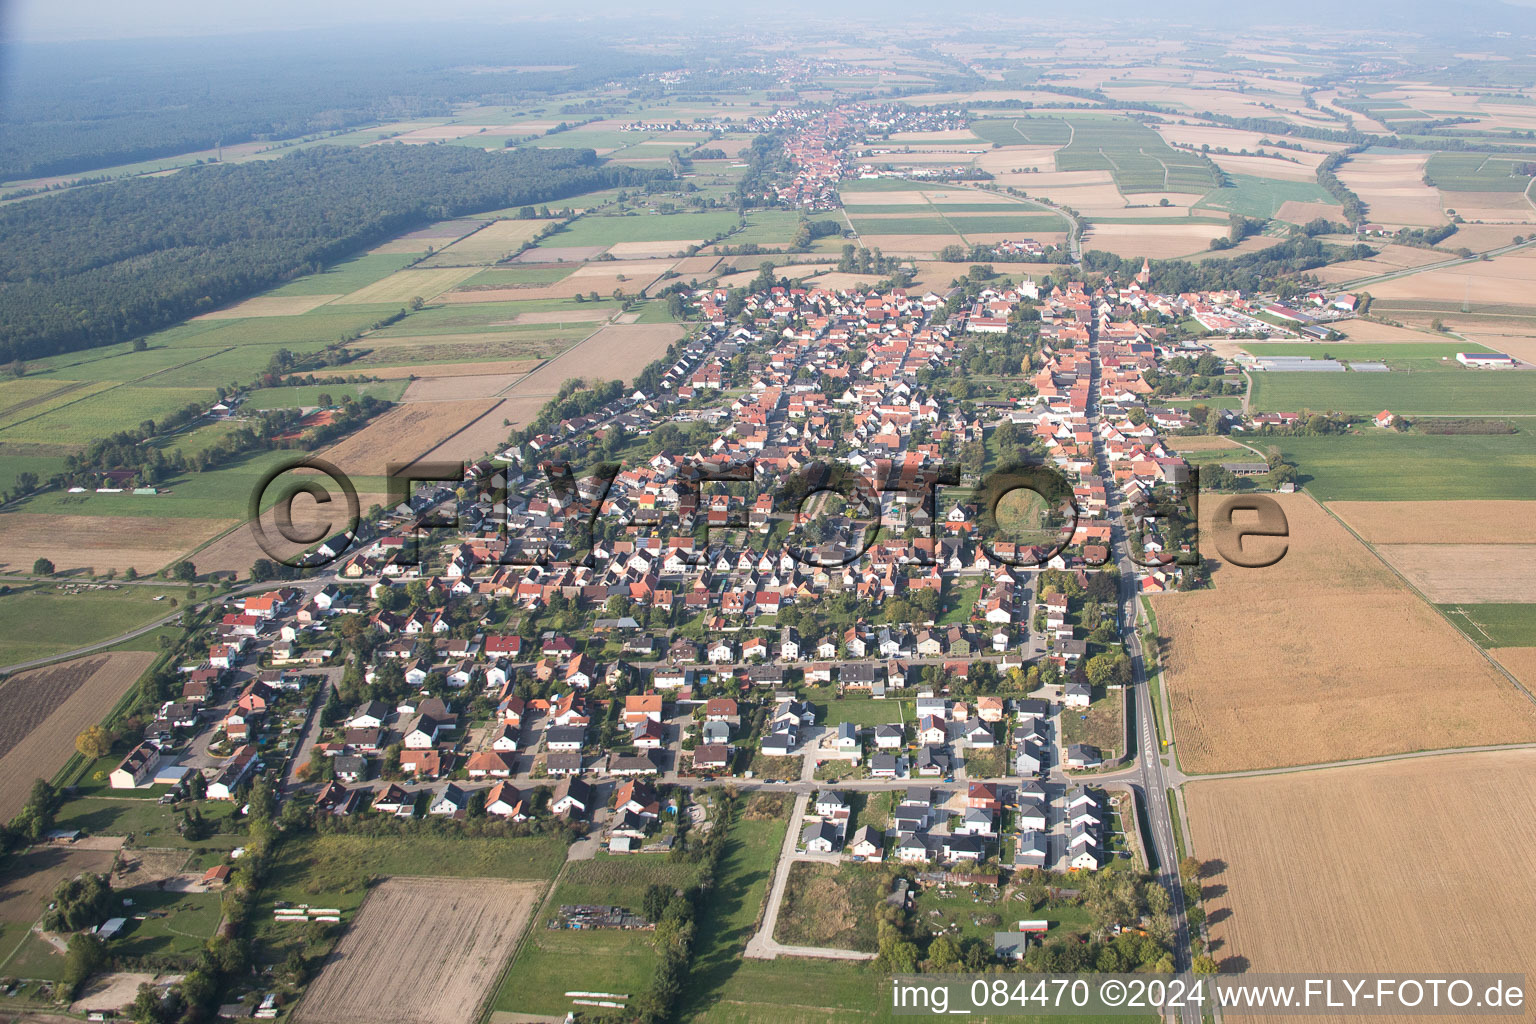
291 877 543 1024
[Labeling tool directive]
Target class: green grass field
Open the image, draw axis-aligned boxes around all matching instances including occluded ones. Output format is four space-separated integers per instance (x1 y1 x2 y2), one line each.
52 795 243 848
109 889 225 962
718 209 807 248
0 584 184 665
6 386 214 444
491 855 705 1017
266 252 421 295
970 118 1074 147
0 453 69 493
543 210 742 247
1250 370 1536 415
847 214 963 235
838 177 929 194
956 213 1070 234
1442 603 1536 647
1425 152 1535 192
1056 117 1218 195
273 831 569 884
677 814 788 1020
813 695 911 727
1279 432 1536 500
1197 173 1340 219
245 381 409 408
17 448 388 521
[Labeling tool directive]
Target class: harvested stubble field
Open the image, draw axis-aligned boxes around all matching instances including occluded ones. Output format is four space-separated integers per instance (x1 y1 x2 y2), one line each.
1173 435 1248 452
193 490 388 578
360 359 541 380
0 513 235 575
319 399 503 477
1185 750 1536 1016
1493 647 1536 687
1374 544 1536 602
292 877 542 1024
403 373 525 401
519 323 684 389
1331 500 1536 544
331 267 483 305
1367 247 1536 305
417 219 546 266
193 294 342 319
1150 493 1536 773
1080 222 1227 258
0 653 156 820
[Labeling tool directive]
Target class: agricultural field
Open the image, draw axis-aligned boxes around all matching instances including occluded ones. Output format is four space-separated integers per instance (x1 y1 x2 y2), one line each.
1248 369 1536 416
1331 499 1536 544
539 210 741 250
1335 150 1448 228
0 652 157 818
330 266 484 305
318 398 505 477
970 118 1074 147
1185 751 1536 985
245 382 409 408
293 878 543 1024
0 512 236 576
416 218 547 266
1150 493 1536 773
1366 246 1536 309
1080 222 1229 259
0 385 216 448
1054 116 1219 195
1442 603 1536 648
261 253 422 295
1425 151 1536 192
1195 173 1339 219
1373 544 1536 601
1277 432 1536 501
1492 646 1536 688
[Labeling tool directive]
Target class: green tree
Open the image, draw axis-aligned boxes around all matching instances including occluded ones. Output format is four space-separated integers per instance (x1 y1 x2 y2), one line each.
1192 954 1219 974
32 557 54 575
928 934 960 969
61 932 106 1000
171 559 196 582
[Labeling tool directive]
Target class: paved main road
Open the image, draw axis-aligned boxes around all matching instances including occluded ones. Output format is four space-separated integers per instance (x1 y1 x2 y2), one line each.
1086 323 1199 1024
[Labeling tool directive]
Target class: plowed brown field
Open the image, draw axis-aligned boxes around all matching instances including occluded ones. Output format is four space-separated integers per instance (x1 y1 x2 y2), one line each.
292 877 542 1024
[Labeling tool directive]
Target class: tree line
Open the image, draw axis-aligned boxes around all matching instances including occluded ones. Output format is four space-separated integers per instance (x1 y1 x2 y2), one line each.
0 33 664 180
0 145 667 364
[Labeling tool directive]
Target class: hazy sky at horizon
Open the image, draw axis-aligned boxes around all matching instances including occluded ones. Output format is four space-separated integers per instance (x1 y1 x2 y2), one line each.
6 0 1536 43
3 0 577 44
